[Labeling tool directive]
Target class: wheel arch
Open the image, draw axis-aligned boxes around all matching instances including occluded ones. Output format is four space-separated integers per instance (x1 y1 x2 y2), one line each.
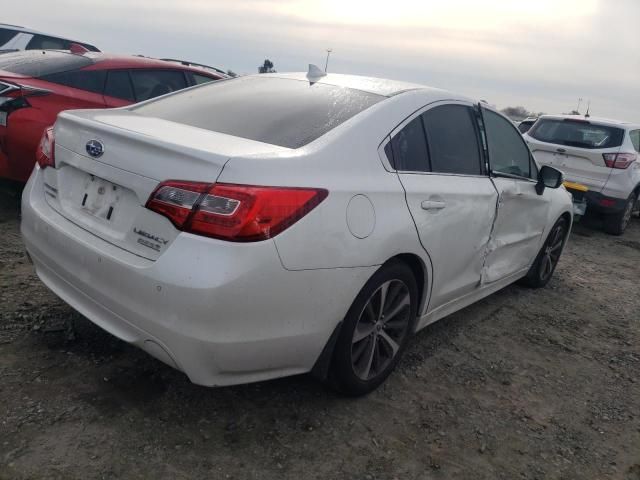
388 253 429 316
311 252 430 382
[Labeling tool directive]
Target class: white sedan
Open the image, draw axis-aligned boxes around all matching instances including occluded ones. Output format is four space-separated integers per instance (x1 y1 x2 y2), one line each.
21 70 573 395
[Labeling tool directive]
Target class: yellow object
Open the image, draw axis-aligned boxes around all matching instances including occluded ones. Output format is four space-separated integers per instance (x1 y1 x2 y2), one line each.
563 181 589 192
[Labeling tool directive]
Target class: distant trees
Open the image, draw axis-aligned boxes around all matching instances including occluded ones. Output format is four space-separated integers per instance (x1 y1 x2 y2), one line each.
501 106 532 121
258 59 276 74
226 69 238 77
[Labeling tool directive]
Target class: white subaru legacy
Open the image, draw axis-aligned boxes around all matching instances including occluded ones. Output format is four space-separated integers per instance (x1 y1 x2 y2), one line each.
21 72 573 395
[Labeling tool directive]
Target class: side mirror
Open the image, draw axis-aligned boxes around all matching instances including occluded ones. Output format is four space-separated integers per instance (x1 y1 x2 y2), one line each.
536 165 564 195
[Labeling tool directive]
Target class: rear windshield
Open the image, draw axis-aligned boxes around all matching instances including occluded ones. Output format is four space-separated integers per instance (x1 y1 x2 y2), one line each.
0 50 92 77
131 76 385 148
0 28 18 46
529 118 624 149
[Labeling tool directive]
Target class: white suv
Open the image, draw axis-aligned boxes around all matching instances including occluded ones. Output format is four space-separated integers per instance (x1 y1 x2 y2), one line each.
525 115 640 235
0 23 99 53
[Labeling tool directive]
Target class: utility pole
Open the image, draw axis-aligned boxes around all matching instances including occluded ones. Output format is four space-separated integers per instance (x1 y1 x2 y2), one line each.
324 48 333 72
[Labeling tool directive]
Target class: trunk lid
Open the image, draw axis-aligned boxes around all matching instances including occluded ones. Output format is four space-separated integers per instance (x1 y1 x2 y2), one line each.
43 109 287 260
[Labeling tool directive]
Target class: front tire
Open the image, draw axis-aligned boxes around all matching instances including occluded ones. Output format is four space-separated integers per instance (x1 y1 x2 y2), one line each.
329 261 418 396
603 192 637 235
520 217 568 289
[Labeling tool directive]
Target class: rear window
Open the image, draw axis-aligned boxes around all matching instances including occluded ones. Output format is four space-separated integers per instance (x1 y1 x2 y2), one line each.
40 70 106 94
132 76 384 148
0 50 92 77
529 119 624 149
0 28 18 46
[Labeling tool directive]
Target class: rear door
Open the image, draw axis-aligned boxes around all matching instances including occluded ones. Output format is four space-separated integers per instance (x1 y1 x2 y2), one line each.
390 101 498 310
525 118 624 191
481 107 551 283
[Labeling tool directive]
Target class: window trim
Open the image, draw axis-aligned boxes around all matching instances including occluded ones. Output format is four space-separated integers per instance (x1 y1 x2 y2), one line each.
380 100 490 178
480 106 539 183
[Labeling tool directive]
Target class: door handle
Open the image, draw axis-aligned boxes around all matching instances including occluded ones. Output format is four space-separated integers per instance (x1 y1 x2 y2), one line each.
421 200 446 211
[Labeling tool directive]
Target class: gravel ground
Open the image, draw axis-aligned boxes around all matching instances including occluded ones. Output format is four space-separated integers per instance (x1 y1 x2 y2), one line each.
1 184 639 480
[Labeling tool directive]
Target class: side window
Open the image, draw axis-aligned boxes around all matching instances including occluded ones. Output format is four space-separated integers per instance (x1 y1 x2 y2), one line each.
422 104 482 175
192 73 215 85
483 109 534 179
130 70 187 102
389 116 430 172
40 70 106 94
104 70 135 102
26 35 68 50
630 130 640 153
0 28 18 47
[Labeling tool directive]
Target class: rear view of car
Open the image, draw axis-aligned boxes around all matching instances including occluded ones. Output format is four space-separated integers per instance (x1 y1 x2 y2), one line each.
525 115 640 234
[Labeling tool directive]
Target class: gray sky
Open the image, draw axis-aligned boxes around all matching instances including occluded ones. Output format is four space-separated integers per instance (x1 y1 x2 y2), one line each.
5 0 640 122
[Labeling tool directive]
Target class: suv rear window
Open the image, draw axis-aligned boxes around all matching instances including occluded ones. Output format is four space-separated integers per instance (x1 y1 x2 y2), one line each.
0 50 92 77
132 76 384 148
0 28 18 46
529 119 624 149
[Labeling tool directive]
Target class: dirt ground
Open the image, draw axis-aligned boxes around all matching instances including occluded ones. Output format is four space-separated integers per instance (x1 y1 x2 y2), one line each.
1 183 639 480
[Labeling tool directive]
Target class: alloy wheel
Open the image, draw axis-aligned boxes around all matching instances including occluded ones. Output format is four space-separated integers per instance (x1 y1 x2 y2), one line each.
351 279 411 381
539 223 565 282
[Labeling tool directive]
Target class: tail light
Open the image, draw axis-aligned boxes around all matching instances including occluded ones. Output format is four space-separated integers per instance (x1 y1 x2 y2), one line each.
603 153 636 169
146 181 328 242
36 127 55 169
0 81 32 126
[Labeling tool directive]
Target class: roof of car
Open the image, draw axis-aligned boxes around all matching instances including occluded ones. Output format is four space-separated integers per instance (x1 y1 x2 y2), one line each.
539 114 640 129
0 50 224 78
262 72 443 98
77 53 222 76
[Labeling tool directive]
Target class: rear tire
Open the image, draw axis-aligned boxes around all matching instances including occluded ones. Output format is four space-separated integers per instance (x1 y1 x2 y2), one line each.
328 261 418 396
603 192 637 235
520 217 568 289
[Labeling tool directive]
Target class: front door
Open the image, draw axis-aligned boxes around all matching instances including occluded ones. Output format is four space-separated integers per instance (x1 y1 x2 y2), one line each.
480 107 552 283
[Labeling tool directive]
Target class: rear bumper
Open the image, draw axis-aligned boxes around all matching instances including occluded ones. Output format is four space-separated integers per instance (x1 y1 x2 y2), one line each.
566 187 627 214
21 167 376 386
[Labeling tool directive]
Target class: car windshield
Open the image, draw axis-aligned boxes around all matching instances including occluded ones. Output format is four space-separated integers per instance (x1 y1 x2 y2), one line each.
529 118 624 149
131 76 385 148
0 50 92 77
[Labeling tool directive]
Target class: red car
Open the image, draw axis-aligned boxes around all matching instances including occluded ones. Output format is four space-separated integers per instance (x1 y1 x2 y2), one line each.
0 50 226 182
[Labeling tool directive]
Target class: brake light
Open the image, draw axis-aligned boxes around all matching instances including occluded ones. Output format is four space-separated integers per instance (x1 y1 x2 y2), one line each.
603 153 636 169
146 181 328 242
36 127 55 169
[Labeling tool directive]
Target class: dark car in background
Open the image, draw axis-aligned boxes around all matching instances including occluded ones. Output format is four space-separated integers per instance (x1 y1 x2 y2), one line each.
0 50 226 182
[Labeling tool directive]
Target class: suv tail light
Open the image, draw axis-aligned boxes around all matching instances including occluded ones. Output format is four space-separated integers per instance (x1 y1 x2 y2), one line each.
36 127 55 169
146 181 328 242
603 153 636 169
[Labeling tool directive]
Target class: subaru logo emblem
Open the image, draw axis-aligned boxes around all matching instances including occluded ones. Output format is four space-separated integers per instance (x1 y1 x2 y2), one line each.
86 139 104 158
